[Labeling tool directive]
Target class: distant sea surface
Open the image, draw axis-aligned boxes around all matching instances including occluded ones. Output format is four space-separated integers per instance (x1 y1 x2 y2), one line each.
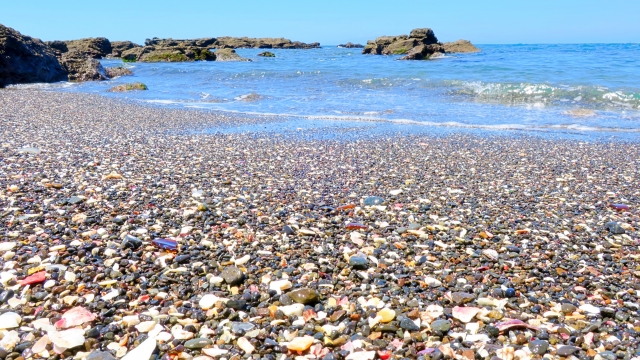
47 44 640 138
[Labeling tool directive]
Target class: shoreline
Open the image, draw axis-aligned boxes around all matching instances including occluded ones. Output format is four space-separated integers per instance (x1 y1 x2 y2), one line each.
4 88 640 142
1 89 640 359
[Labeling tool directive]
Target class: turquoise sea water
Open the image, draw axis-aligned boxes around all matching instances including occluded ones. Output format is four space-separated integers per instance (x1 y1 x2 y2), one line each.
53 44 640 137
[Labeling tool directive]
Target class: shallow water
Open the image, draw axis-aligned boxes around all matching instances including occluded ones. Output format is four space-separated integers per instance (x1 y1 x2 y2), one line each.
36 44 640 138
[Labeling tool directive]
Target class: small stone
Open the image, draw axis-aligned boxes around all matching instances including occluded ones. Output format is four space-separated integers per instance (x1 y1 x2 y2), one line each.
231 322 255 334
377 308 395 323
505 288 516 298
451 292 475 304
283 225 295 235
431 320 451 333
399 317 419 331
121 235 142 249
226 299 246 310
528 340 549 355
349 255 368 270
605 221 625 234
184 338 213 349
289 288 320 304
557 346 580 356
68 196 84 205
363 196 384 206
561 303 577 314
221 266 244 285
287 335 314 352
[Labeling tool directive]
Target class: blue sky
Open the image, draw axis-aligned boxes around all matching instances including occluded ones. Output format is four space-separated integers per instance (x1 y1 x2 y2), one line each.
2 0 639 45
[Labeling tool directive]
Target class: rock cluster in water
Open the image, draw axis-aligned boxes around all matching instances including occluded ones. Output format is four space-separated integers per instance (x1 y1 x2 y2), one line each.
363 28 479 60
0 90 639 359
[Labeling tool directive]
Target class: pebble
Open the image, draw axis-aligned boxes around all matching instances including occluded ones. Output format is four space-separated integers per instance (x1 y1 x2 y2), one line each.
289 288 320 304
220 266 244 285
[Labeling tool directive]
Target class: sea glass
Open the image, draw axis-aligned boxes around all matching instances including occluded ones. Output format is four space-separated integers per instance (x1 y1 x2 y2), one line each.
609 204 630 211
152 238 178 251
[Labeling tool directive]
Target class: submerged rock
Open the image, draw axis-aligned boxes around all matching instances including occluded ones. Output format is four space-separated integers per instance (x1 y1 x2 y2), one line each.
442 39 480 53
214 48 251 62
109 83 148 92
258 51 276 57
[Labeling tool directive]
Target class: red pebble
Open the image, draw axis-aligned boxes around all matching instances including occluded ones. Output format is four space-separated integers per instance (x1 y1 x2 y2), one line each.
378 350 391 360
346 222 367 230
476 266 490 272
609 204 630 211
337 204 356 211
21 271 46 286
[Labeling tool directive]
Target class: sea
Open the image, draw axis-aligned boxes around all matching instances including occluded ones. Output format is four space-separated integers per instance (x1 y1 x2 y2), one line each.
36 44 640 139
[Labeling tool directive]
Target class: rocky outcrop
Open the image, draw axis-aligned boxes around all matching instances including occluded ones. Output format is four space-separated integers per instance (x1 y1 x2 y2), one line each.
122 46 216 62
59 55 108 81
363 28 479 60
0 24 67 87
442 40 480 53
104 66 132 78
213 48 250 62
258 51 275 57
110 41 140 57
47 37 112 59
338 42 364 48
216 37 319 49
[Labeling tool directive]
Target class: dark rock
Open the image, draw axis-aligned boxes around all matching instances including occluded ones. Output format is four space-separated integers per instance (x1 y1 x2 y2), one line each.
349 255 368 270
121 235 142 249
0 24 67 87
557 346 580 356
399 317 420 331
226 299 246 310
0 289 14 303
258 51 276 57
184 338 213 349
605 221 625 234
528 340 549 355
59 55 109 82
110 41 141 57
283 225 295 235
338 42 364 48
289 288 320 304
221 266 244 285
47 37 112 59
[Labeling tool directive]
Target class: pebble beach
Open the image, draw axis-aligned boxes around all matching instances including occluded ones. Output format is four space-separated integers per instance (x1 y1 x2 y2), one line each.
1 89 639 360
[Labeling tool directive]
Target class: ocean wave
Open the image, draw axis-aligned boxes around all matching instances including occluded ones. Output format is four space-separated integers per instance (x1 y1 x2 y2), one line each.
446 80 640 110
